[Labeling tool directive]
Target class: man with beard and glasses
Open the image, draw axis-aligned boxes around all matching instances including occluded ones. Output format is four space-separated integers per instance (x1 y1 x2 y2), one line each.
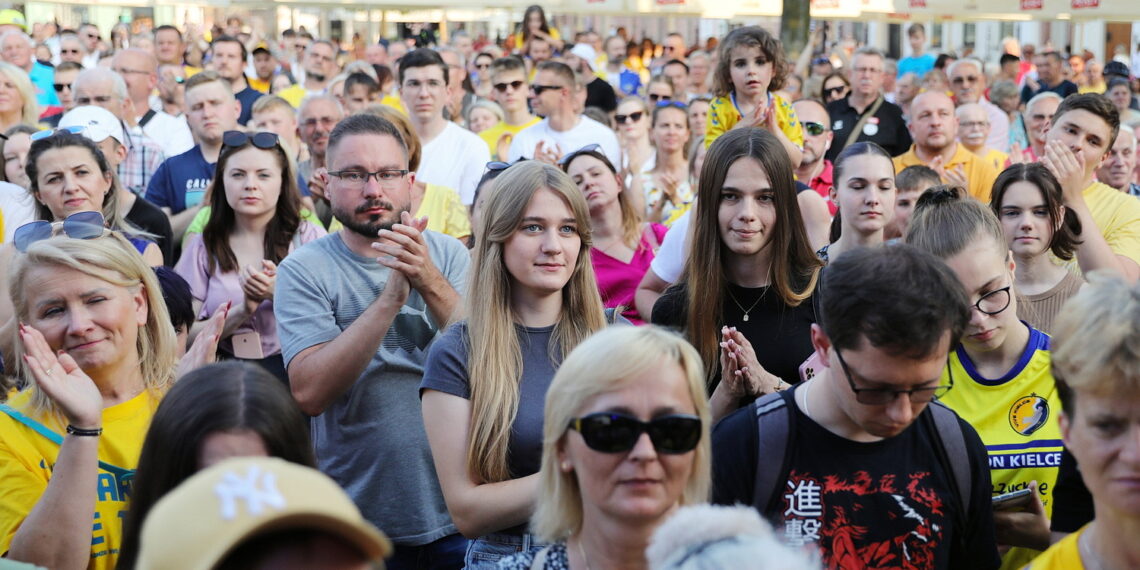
275 113 470 570
278 39 338 108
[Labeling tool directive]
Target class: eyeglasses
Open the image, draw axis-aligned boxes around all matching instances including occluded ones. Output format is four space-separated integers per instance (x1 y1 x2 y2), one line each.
52 82 73 93
951 75 980 85
614 111 644 124
493 80 526 93
327 169 409 188
113 67 151 76
223 130 279 149
959 120 989 129
803 121 827 136
971 285 1012 315
558 143 603 166
824 85 847 97
302 116 338 128
648 93 672 102
60 48 81 55
835 349 953 405
30 125 85 142
14 211 106 252
568 412 702 454
531 84 563 96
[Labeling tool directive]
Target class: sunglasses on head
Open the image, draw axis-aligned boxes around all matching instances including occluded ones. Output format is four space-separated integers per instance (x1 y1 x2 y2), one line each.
558 143 603 166
222 131 280 149
14 211 106 253
568 412 702 454
656 100 687 110
30 125 85 142
803 121 827 136
493 80 526 93
486 161 511 172
614 111 644 124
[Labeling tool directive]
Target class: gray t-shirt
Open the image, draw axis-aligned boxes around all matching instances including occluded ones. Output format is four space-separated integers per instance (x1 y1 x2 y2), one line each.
275 231 470 545
420 322 558 479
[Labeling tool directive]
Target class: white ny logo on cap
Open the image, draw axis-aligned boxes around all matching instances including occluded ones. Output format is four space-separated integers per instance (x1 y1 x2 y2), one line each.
214 465 287 520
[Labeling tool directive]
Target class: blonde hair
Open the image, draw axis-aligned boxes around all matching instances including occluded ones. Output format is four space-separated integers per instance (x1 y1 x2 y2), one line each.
0 61 40 126
531 325 712 542
9 231 178 417
1052 271 1140 405
466 161 607 484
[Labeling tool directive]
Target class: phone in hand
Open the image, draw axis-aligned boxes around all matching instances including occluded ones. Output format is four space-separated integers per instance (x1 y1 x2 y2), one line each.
991 488 1034 512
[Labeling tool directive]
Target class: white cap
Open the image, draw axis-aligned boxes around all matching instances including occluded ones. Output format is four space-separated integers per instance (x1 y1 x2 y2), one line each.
59 105 126 146
569 44 598 72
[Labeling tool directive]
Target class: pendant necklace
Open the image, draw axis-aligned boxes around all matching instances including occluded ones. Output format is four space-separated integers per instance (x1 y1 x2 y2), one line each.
726 285 765 322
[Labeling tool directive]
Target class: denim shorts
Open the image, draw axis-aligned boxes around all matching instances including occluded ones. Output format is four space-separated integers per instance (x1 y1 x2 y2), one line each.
464 531 548 569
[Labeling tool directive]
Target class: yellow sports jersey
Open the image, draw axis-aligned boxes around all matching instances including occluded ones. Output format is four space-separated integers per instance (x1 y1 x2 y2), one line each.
478 118 541 160
1026 525 1086 569
0 389 159 569
1064 181 1140 273
705 92 804 150
981 148 1009 171
938 326 1061 570
248 77 271 94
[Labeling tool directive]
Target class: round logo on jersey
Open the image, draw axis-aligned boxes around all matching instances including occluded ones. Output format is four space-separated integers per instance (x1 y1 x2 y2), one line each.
833 120 844 132
863 123 879 136
1009 395 1050 436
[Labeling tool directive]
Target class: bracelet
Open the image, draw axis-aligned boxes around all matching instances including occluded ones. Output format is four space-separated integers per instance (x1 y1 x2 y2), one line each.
66 425 103 437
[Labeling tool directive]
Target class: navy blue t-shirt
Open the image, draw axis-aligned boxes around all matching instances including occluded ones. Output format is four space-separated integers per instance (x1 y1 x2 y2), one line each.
235 85 262 126
145 145 311 214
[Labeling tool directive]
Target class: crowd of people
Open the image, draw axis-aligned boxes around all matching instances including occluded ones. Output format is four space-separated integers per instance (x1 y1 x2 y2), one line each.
0 6 1138 570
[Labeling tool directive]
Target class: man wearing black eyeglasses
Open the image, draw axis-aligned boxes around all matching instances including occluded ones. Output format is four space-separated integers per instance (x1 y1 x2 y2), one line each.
712 246 1000 570
479 56 539 160
826 47 911 161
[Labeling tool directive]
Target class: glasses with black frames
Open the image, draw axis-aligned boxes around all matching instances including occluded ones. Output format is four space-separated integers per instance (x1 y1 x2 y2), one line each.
567 412 702 454
835 349 953 405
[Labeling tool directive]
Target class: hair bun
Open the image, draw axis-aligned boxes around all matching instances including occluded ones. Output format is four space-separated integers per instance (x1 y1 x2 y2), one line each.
914 184 966 213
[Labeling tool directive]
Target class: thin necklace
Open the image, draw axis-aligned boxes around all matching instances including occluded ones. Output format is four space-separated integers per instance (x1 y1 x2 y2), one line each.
576 536 593 570
725 285 765 322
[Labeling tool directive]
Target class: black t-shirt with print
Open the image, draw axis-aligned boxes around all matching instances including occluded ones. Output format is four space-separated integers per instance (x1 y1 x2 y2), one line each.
712 386 1001 570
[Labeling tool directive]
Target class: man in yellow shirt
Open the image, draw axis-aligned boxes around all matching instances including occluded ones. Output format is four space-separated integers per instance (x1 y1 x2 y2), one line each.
478 56 540 160
1043 93 1140 282
893 91 999 202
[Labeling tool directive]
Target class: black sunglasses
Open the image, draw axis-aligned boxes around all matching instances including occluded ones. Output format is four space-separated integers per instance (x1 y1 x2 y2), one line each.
52 82 73 93
494 80 525 92
486 161 511 172
648 93 672 102
803 121 827 136
14 211 106 253
824 85 847 97
568 412 702 454
531 84 564 96
223 131 280 149
614 111 644 124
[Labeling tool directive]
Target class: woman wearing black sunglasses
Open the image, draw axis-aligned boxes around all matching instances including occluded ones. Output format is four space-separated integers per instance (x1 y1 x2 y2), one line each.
497 325 711 570
421 162 607 568
907 187 1063 565
174 131 325 383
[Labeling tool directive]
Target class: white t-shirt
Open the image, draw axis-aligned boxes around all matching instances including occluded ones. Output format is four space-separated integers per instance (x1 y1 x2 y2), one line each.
507 116 622 167
140 110 195 158
417 121 490 205
649 207 691 284
0 181 37 242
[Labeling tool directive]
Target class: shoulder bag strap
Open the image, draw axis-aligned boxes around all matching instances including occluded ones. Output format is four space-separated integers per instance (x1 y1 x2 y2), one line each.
929 401 972 509
752 391 793 512
138 109 157 128
844 95 885 149
0 403 136 482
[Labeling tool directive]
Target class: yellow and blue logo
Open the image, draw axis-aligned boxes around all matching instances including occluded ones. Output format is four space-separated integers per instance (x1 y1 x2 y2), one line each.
1009 394 1050 436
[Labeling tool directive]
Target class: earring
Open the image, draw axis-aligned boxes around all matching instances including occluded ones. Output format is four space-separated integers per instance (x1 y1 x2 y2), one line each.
561 461 572 472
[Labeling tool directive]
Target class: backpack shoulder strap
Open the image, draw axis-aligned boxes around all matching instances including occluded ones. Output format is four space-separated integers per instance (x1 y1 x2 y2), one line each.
0 403 135 482
928 401 972 514
752 391 794 512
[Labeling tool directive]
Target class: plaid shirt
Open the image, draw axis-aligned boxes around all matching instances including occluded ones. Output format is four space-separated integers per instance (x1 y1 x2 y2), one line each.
118 125 166 196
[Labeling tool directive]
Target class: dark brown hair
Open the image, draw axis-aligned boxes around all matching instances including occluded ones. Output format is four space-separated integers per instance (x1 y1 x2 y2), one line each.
989 163 1082 260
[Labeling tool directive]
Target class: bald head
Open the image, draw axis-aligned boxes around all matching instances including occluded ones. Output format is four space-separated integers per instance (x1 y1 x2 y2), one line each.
112 48 159 108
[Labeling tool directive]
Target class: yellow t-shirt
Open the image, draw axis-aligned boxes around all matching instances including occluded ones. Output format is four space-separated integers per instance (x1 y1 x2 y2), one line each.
248 77 271 94
981 148 1010 171
417 183 471 240
1025 525 1086 569
893 143 999 202
0 389 159 569
1064 181 1140 273
478 118 541 160
277 84 307 108
938 326 1061 570
379 94 406 114
705 92 804 150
